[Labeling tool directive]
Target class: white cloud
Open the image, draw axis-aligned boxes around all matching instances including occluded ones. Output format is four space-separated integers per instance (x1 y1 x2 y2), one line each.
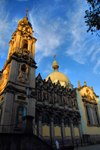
91 48 100 62
29 8 64 65
0 1 11 58
93 59 100 74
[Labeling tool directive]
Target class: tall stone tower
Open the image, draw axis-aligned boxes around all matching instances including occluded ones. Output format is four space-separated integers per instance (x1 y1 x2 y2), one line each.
0 10 37 133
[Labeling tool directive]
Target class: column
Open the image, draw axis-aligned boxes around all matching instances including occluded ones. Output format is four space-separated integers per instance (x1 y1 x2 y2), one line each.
32 41 36 59
88 104 93 125
15 31 21 51
61 116 65 146
50 114 55 145
52 91 54 104
37 89 38 100
95 107 100 124
70 119 74 145
48 91 50 103
28 38 32 53
41 88 43 101
37 113 42 138
78 120 83 145
7 41 13 59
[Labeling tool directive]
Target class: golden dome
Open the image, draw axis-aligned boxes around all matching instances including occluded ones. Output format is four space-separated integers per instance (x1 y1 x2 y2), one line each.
46 59 70 86
46 71 70 85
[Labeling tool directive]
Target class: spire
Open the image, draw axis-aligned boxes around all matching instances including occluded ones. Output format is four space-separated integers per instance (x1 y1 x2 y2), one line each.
78 80 81 88
52 55 59 72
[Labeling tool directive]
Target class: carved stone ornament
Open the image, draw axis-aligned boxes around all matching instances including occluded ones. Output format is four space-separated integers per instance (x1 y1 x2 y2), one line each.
17 63 29 84
0 65 10 93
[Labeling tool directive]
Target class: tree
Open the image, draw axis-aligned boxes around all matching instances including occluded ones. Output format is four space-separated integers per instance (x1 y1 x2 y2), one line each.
84 0 100 36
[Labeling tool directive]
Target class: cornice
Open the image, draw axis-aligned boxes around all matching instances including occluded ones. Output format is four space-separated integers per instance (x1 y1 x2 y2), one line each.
2 52 37 72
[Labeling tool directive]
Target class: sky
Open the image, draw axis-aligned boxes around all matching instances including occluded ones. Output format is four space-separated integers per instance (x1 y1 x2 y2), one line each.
0 0 100 98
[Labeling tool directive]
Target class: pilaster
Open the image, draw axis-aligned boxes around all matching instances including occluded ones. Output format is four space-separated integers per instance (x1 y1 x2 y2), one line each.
37 113 42 138
50 114 55 145
70 119 74 144
0 92 14 133
61 116 65 145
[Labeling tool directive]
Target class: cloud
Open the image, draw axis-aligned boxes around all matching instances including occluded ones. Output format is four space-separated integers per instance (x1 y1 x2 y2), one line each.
93 59 100 74
29 4 68 65
91 48 100 62
0 1 11 58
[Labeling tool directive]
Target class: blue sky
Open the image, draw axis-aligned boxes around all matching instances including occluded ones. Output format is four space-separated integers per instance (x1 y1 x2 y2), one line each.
0 0 100 97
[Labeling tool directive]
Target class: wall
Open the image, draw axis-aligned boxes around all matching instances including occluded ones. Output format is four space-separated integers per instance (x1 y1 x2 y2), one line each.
78 87 100 135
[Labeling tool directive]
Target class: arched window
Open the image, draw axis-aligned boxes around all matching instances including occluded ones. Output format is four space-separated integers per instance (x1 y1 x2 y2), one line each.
73 118 78 127
42 113 50 125
64 117 70 126
15 105 26 127
85 105 90 124
54 114 61 125
23 40 28 50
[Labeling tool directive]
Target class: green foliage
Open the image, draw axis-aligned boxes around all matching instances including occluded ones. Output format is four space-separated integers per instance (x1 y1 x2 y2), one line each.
84 0 100 36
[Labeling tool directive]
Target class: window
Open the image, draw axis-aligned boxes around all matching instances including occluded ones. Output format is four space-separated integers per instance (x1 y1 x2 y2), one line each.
86 106 90 125
64 117 70 126
73 118 78 127
95 108 99 125
54 114 61 125
23 40 28 49
42 113 50 124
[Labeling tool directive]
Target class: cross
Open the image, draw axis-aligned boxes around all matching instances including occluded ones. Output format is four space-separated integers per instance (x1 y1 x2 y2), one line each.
26 8 29 17
54 55 56 59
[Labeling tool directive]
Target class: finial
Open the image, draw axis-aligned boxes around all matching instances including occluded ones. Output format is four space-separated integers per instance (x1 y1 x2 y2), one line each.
26 8 29 17
84 81 86 86
54 55 56 60
91 86 93 92
78 80 81 88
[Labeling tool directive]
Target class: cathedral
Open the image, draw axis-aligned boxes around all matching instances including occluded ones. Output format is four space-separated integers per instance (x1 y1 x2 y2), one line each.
0 10 100 146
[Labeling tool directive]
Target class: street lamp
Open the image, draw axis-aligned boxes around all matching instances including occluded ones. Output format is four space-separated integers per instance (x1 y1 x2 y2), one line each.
26 87 32 115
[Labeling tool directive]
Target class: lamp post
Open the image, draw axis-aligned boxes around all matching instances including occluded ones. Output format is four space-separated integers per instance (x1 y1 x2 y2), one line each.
26 87 32 115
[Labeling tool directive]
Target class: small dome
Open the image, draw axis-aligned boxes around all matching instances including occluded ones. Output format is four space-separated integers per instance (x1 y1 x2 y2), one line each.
52 60 59 70
18 17 32 27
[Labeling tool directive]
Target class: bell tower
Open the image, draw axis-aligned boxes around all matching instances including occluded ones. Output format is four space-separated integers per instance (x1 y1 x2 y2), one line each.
0 9 37 133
